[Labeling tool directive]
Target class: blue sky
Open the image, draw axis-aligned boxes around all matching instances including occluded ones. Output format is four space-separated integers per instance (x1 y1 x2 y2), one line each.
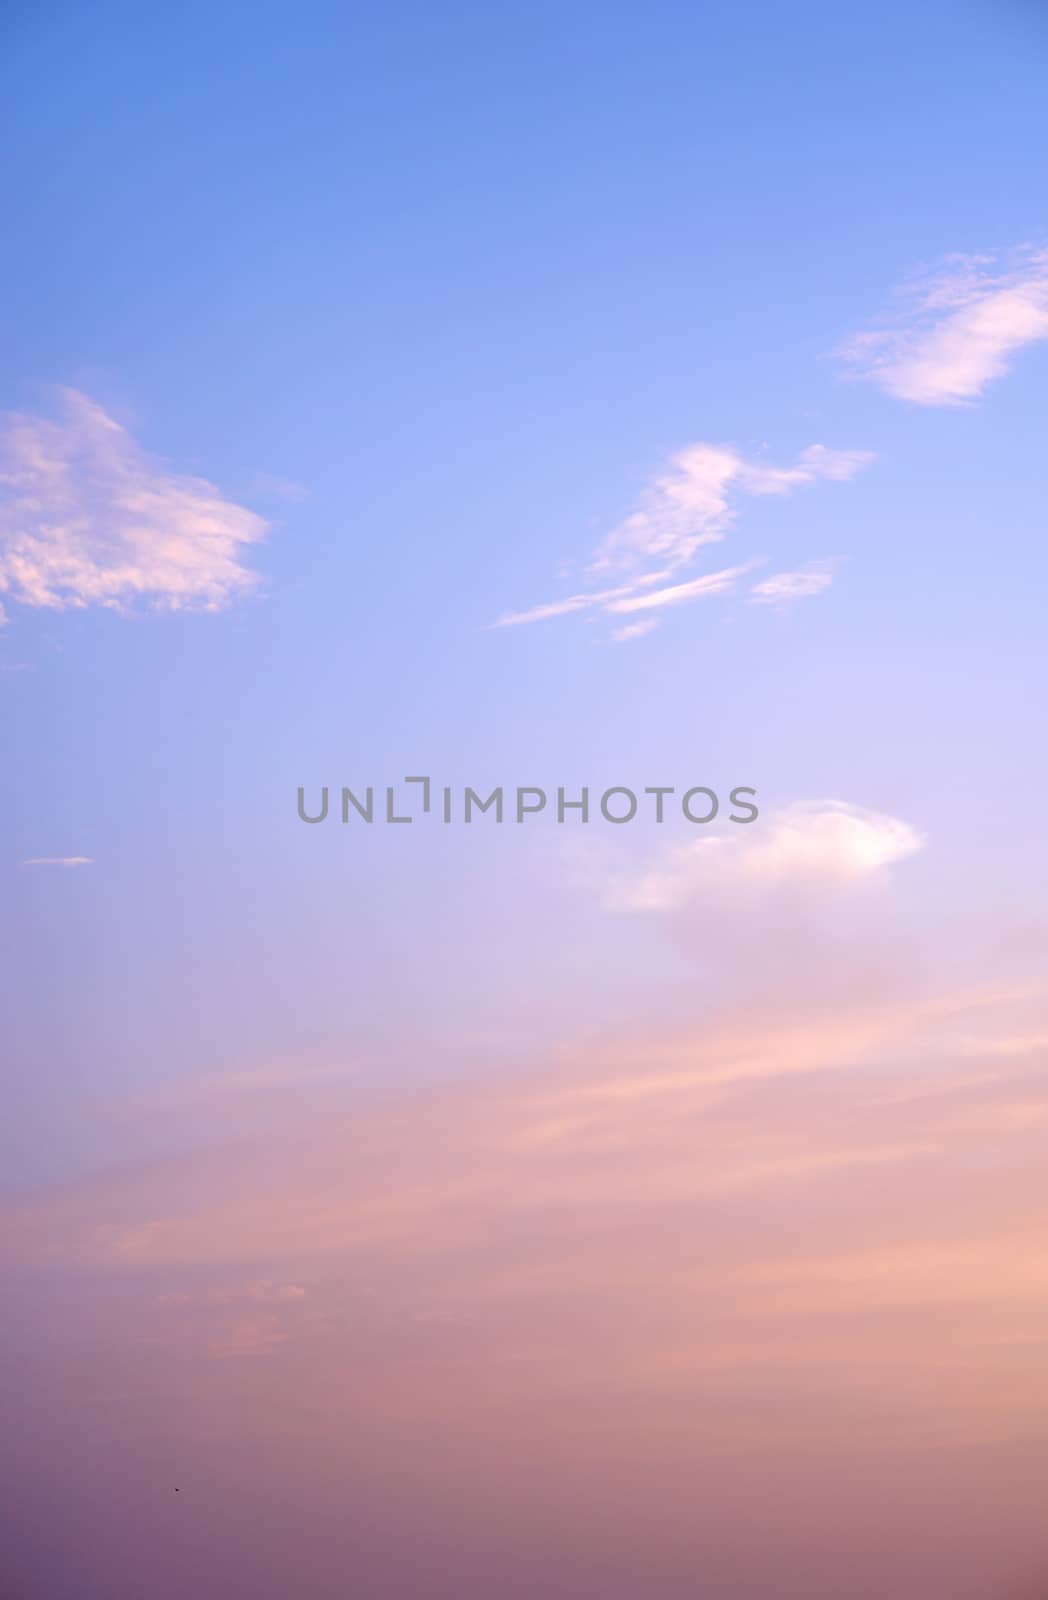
3 11 1048 1593
4 0 1048 1178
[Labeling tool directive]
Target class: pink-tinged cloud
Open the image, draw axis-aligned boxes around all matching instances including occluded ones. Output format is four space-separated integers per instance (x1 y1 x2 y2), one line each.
0 389 268 617
492 439 871 638
839 247 1048 405
751 562 835 604
4 969 1048 1597
3 828 1046 1600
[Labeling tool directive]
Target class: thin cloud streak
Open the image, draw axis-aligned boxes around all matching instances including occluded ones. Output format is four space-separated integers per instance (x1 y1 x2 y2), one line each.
611 618 660 643
22 855 93 868
604 560 758 614
493 568 675 628
751 563 835 604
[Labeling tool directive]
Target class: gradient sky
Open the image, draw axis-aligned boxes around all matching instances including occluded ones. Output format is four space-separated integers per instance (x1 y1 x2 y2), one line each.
3 3 1048 1597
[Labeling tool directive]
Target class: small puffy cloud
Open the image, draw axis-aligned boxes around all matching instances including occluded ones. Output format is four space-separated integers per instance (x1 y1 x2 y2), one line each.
751 563 835 604
0 389 269 618
609 800 925 913
22 856 93 868
493 440 870 638
838 247 1048 406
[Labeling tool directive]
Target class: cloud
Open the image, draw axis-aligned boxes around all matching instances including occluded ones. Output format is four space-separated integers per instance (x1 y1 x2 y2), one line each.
493 569 675 628
3 979 1039 1279
157 1281 306 1308
607 800 924 913
0 389 269 617
611 618 660 643
590 443 870 576
750 563 835 604
157 1280 307 1305
212 1316 288 1358
493 441 870 637
604 561 758 614
495 561 750 634
587 443 741 575
838 247 1048 405
151 1280 308 1360
22 856 93 868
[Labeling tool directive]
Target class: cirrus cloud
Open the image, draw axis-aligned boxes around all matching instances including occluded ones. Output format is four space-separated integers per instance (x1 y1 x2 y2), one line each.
493 440 871 640
750 563 836 604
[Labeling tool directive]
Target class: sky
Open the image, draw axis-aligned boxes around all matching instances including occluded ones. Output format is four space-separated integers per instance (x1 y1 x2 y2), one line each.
2 2 1048 1596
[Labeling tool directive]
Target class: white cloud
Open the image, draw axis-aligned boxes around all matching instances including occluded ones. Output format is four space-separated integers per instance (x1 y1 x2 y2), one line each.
493 570 672 628
606 561 757 614
839 247 1048 406
494 440 870 637
741 444 875 497
23 856 93 868
612 618 661 643
590 442 871 576
751 563 835 604
609 801 925 913
0 390 269 617
589 443 741 574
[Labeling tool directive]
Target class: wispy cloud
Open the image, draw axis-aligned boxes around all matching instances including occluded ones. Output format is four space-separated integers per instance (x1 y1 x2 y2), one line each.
605 560 758 614
0 389 269 618
589 443 869 576
6 970 1047 1592
750 563 835 604
155 1280 308 1360
606 800 924 913
838 247 1048 406
22 856 93 868
493 441 871 639
611 618 660 644
157 1280 307 1309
